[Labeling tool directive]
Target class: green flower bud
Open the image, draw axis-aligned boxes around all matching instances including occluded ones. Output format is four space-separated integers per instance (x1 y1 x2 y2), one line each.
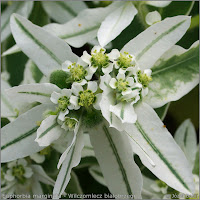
50 70 71 89
82 109 103 128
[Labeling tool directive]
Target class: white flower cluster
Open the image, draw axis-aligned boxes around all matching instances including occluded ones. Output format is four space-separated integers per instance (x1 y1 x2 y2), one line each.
48 46 152 131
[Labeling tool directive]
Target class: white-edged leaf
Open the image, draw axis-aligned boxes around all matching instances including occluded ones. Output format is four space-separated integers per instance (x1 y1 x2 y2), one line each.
1 1 33 42
42 1 87 23
43 2 124 48
89 121 142 198
144 41 199 108
10 14 78 76
1 79 16 118
174 119 197 169
98 2 137 47
53 129 84 198
121 16 191 70
35 115 64 147
31 164 55 186
146 1 171 7
5 83 61 105
81 134 95 158
2 44 21 57
22 60 43 84
89 165 107 186
1 104 54 163
123 102 195 194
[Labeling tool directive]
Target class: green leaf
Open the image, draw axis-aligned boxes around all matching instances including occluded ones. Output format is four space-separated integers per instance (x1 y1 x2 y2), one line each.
144 41 199 108
10 14 78 76
89 121 142 197
174 119 197 169
1 104 54 163
42 1 87 23
121 16 191 70
123 102 195 194
1 1 33 42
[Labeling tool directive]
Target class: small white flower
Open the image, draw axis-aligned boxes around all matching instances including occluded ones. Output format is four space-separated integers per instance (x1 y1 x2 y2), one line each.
70 81 101 110
62 58 94 82
50 88 72 121
81 45 114 74
61 116 79 131
4 159 33 184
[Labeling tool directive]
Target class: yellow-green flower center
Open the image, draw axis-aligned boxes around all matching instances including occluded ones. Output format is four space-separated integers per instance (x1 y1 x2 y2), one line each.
58 96 70 111
64 118 77 129
117 52 134 69
115 79 129 92
12 165 26 184
137 70 152 88
68 63 87 82
91 49 109 68
78 90 96 107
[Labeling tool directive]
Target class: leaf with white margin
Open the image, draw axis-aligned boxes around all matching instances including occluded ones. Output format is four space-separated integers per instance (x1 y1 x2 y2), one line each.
89 165 107 186
89 121 142 198
174 119 197 169
1 104 54 163
57 121 82 169
53 129 84 198
35 115 65 147
144 41 199 108
81 134 95 158
146 1 171 8
22 60 43 84
43 2 124 48
123 102 195 194
6 83 61 105
10 14 78 76
1 79 16 118
1 1 33 42
42 1 87 24
98 2 137 47
31 164 55 186
2 44 21 57
121 16 191 70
